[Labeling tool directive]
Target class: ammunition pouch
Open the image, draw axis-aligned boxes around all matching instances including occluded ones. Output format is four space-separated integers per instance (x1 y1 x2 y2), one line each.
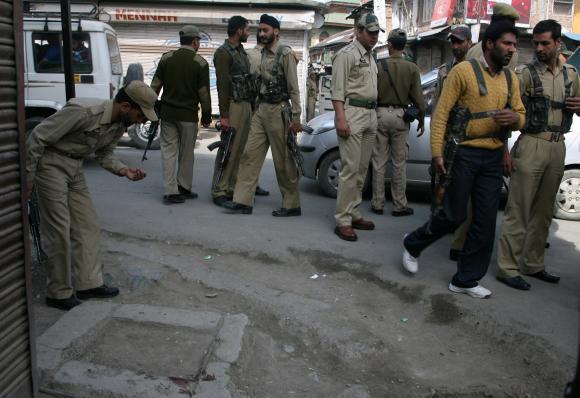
521 95 550 133
260 45 290 104
403 105 421 123
231 73 257 102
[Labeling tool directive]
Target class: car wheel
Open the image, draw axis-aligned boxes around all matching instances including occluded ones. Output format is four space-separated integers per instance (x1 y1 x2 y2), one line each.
318 150 341 198
554 168 580 221
25 116 46 136
127 121 160 150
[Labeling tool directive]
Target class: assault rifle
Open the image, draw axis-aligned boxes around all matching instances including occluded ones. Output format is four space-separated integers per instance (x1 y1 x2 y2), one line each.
281 106 304 176
208 122 236 190
141 101 161 162
28 190 47 264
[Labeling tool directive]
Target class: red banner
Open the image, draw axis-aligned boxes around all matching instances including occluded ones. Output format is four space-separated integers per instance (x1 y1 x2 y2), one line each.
465 0 531 26
431 0 457 28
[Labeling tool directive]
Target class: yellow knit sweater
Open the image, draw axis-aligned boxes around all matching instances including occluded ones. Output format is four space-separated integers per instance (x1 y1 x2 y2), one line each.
430 60 526 158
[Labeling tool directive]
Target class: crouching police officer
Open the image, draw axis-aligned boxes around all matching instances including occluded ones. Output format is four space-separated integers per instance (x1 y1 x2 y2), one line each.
26 81 158 310
496 19 580 290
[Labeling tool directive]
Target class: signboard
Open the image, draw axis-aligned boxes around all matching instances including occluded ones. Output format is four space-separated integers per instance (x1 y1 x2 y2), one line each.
431 0 457 28
465 0 531 26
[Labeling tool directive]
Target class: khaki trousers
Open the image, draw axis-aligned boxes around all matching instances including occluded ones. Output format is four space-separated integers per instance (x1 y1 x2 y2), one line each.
35 151 103 299
335 105 377 226
497 134 565 278
307 99 316 122
371 107 409 211
233 102 300 208
211 101 252 198
160 120 198 195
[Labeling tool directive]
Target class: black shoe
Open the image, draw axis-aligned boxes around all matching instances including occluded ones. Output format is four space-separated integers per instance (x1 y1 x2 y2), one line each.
272 207 301 217
76 285 120 299
178 186 198 199
223 201 253 214
371 207 383 215
496 276 531 291
526 270 560 284
163 194 185 204
46 295 82 311
449 249 460 262
213 195 229 207
392 207 414 217
255 186 270 196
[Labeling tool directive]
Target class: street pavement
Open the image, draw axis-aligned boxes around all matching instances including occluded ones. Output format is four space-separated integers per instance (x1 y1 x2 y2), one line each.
34 131 580 397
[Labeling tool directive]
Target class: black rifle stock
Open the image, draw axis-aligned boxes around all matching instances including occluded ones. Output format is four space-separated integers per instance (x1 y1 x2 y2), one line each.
281 106 304 176
208 122 236 190
28 190 47 264
142 100 161 162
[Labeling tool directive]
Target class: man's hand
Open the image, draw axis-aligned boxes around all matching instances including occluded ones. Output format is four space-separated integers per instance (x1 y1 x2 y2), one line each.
290 122 302 133
502 145 513 177
335 117 351 139
120 167 147 181
219 117 229 131
201 114 212 128
492 109 520 127
417 123 425 137
433 156 446 175
565 96 580 114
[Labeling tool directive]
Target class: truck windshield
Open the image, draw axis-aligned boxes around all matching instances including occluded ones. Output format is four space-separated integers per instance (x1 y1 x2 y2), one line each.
106 33 123 75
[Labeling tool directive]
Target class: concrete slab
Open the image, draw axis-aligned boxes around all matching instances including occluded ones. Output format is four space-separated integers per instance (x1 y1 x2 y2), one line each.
214 314 249 364
113 304 221 330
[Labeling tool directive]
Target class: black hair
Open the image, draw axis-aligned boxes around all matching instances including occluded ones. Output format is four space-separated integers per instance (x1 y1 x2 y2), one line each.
228 16 249 37
388 38 406 50
114 87 139 108
483 20 519 50
180 36 195 45
533 19 561 40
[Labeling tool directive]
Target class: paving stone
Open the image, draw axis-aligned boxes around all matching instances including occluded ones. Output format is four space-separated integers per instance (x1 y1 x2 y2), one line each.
214 314 249 364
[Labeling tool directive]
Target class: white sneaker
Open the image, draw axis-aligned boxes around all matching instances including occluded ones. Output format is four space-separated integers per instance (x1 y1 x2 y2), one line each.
402 234 418 274
448 283 492 299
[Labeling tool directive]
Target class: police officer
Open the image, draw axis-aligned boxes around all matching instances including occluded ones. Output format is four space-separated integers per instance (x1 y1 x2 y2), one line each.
496 20 580 290
402 21 525 298
211 16 257 206
151 25 211 205
307 70 318 121
331 13 381 241
370 28 425 217
224 14 301 216
466 3 520 69
26 81 158 310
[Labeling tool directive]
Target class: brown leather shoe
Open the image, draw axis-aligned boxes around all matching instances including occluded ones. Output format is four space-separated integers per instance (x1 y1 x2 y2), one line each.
334 226 358 241
352 218 375 230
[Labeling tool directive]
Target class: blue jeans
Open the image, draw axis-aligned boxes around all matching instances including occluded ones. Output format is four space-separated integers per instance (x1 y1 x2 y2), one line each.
404 146 504 288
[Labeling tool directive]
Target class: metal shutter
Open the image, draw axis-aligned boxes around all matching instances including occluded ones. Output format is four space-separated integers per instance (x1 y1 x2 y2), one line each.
0 0 38 397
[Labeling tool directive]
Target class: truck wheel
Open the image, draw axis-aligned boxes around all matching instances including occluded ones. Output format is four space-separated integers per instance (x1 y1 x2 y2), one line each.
127 122 160 150
25 116 46 135
318 150 340 198
554 168 580 221
124 63 144 85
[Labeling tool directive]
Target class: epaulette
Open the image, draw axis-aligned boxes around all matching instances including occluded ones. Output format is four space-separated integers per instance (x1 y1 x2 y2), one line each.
514 64 527 74
194 54 209 67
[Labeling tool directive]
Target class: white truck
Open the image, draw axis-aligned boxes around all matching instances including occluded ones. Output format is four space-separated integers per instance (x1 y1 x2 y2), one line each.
23 16 124 133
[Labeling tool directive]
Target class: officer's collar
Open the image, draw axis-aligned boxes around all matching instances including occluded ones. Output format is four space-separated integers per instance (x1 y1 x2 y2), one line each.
353 39 372 57
264 40 281 54
100 100 115 125
179 45 197 53
533 57 564 75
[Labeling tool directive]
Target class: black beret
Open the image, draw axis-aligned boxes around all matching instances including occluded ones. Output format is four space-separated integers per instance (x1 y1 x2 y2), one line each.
260 14 280 29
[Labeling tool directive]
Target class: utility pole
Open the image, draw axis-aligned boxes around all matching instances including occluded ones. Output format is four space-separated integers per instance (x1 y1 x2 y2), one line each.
60 0 75 100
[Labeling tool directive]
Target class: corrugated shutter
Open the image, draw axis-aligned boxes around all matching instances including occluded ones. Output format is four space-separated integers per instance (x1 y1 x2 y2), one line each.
0 0 37 397
112 22 307 117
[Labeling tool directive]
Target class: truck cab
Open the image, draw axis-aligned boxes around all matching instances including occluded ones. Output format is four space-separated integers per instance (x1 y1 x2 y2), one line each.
23 16 123 132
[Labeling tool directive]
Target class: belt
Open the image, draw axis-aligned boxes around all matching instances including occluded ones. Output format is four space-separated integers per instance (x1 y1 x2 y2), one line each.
347 98 377 109
525 131 564 142
377 103 404 108
46 147 85 160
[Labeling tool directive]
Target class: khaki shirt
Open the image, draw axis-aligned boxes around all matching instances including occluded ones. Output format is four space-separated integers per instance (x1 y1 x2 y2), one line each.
151 45 211 122
467 41 518 70
214 39 251 118
247 44 263 76
331 39 378 103
259 40 301 123
517 59 580 129
26 98 128 183
377 54 425 124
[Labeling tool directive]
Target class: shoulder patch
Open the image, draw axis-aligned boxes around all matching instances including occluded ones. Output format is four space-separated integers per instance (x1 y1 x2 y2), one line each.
160 50 174 61
195 54 208 67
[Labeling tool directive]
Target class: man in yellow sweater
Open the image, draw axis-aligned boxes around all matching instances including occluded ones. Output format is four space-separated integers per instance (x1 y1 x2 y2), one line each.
401 21 525 299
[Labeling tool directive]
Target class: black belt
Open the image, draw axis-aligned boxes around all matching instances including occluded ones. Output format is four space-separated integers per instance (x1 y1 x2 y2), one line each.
377 104 404 108
347 98 377 109
46 147 85 160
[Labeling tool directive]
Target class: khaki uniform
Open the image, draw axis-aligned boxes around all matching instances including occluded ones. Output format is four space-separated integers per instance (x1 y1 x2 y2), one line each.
307 78 318 121
247 44 264 76
331 39 378 226
371 54 425 212
497 59 580 278
211 40 254 199
26 99 128 299
232 40 301 208
151 46 211 195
